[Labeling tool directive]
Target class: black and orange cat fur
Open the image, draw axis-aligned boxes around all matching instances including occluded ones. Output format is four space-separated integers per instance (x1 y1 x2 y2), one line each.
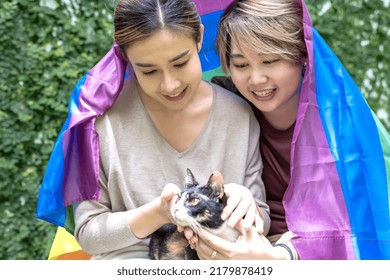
149 168 239 260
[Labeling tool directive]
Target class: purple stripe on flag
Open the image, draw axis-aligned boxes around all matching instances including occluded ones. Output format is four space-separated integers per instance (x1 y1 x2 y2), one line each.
68 45 128 128
284 0 355 259
192 0 234 15
62 44 128 206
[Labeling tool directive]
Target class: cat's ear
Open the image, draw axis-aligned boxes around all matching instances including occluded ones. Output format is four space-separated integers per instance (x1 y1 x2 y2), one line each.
206 171 225 200
185 168 199 189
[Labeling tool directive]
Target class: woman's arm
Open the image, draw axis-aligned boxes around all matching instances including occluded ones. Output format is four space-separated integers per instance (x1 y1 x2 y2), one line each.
74 183 180 255
128 183 180 238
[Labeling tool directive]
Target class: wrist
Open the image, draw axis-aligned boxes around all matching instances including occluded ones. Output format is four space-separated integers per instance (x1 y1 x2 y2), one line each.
128 198 170 239
272 243 295 260
154 196 172 224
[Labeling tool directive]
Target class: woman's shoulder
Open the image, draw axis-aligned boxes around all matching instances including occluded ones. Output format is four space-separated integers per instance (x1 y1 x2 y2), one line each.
209 79 252 111
96 79 141 126
211 76 238 94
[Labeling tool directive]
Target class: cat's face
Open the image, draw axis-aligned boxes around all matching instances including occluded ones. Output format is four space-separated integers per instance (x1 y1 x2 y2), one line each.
171 169 226 231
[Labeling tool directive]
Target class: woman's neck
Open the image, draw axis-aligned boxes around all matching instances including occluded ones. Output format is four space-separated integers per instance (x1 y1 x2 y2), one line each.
136 81 213 152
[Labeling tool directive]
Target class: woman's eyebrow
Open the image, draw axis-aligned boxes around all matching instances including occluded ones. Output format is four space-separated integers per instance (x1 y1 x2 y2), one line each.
169 50 190 62
230 53 244 59
134 50 190 67
230 53 278 60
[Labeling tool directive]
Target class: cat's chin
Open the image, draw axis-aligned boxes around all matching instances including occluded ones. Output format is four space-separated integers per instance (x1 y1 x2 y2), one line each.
172 217 199 232
174 219 189 227
171 209 191 227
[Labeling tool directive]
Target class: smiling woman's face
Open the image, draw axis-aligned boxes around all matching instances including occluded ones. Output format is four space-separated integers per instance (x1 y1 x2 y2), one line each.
125 29 203 112
229 41 302 123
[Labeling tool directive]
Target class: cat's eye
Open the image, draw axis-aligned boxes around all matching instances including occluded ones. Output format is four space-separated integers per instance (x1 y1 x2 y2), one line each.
189 198 199 206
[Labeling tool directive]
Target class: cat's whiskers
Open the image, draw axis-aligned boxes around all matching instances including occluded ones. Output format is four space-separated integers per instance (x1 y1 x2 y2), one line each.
172 211 202 235
186 219 202 236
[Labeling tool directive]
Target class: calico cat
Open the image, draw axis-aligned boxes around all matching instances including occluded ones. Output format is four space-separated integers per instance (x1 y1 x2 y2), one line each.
149 168 240 260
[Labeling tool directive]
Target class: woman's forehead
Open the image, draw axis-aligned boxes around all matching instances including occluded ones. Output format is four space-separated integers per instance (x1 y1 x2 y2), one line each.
230 41 279 59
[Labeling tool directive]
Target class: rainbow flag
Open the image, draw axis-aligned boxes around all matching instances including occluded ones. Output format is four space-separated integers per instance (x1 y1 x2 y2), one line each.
285 1 390 259
36 0 390 259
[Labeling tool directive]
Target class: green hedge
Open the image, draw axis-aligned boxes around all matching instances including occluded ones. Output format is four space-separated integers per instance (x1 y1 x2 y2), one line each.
0 0 115 259
0 0 388 259
308 0 390 124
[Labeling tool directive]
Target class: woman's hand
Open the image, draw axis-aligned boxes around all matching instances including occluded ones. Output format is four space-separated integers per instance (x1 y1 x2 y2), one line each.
159 183 181 222
128 183 181 239
177 226 198 249
193 220 291 260
178 183 264 249
222 183 264 232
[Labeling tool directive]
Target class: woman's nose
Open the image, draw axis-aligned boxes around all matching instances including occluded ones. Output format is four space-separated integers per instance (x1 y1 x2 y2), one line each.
249 68 268 85
160 73 180 93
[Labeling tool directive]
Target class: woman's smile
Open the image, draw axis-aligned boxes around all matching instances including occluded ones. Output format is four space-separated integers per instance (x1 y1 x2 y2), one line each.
251 88 276 100
163 86 188 102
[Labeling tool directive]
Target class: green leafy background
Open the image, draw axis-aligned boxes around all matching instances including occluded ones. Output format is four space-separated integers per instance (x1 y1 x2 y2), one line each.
0 0 389 259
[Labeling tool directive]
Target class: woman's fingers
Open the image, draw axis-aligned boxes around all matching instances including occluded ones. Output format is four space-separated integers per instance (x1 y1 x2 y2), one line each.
196 228 234 259
255 212 264 234
224 184 257 229
161 183 181 201
221 194 241 220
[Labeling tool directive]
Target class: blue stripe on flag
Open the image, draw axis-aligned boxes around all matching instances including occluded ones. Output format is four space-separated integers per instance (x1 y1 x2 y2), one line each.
314 29 390 259
36 74 88 227
199 10 224 72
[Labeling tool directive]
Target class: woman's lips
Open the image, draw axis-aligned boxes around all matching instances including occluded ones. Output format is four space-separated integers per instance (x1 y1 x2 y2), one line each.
251 88 276 101
163 87 188 101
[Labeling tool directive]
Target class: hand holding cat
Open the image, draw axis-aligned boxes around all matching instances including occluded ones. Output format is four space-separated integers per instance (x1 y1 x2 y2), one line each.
160 183 182 222
177 226 198 249
222 183 264 233
194 220 290 260
177 182 265 251
127 183 181 239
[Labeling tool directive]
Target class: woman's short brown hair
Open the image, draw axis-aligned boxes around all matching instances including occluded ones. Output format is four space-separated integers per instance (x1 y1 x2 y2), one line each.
216 0 307 73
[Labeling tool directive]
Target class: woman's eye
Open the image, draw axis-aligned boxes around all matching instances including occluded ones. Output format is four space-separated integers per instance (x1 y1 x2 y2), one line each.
142 70 157 75
263 59 280 65
174 61 189 68
232 64 248 69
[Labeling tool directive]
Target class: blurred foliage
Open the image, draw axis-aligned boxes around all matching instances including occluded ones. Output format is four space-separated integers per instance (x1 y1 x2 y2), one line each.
0 0 388 259
306 0 390 128
0 0 115 259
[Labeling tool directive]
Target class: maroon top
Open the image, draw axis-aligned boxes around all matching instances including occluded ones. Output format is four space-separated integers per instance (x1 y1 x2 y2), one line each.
211 76 294 236
256 113 294 235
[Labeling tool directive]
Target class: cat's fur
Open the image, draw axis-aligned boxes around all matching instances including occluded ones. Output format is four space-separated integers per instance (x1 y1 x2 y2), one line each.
149 168 240 260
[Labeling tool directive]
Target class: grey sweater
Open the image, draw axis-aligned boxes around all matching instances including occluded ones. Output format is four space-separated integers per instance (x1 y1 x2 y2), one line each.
74 79 270 259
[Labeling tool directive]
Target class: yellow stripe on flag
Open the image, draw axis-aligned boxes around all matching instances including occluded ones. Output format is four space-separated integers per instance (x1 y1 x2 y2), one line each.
48 227 91 260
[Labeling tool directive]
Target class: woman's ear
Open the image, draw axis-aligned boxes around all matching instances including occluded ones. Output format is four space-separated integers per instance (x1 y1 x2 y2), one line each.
197 24 204 52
